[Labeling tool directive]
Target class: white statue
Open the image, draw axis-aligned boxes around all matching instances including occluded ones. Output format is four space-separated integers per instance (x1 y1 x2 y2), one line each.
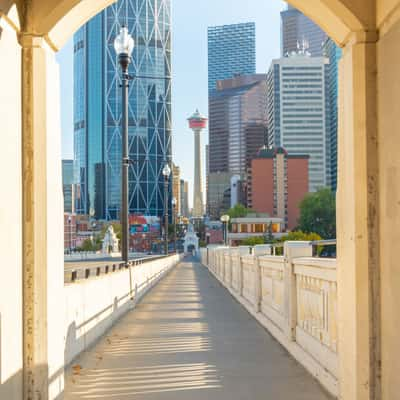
183 223 199 254
102 225 120 254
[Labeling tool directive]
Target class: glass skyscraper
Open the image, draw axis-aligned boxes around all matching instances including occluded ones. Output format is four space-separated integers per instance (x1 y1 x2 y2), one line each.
207 23 256 94
62 160 75 213
74 0 172 220
281 5 327 57
323 38 341 191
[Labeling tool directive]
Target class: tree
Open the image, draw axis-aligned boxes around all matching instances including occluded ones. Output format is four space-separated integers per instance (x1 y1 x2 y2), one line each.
277 231 322 242
226 204 253 219
77 238 97 252
241 236 265 246
274 231 323 255
264 222 275 244
297 188 336 239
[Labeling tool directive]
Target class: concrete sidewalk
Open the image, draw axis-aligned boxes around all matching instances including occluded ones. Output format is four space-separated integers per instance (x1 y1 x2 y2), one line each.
64 258 332 399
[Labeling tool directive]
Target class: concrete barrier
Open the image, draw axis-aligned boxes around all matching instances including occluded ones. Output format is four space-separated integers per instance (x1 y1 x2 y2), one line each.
204 244 338 398
64 254 183 366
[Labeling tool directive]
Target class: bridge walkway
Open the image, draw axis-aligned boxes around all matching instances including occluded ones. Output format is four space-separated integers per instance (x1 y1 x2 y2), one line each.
64 258 332 399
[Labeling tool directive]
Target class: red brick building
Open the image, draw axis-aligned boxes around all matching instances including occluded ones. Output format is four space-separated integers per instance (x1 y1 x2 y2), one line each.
247 146 309 230
64 213 77 251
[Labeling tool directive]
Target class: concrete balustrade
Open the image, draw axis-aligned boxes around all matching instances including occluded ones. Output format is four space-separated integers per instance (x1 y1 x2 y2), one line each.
64 254 183 365
201 243 339 397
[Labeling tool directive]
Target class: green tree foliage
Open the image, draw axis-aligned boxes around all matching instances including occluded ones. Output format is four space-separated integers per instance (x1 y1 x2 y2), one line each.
297 188 336 239
226 204 253 219
240 237 265 246
277 231 322 243
264 222 275 244
77 238 98 252
199 240 207 248
274 231 323 255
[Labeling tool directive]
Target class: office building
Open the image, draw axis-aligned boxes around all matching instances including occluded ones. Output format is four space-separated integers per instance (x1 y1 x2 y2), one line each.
205 144 209 210
180 179 189 218
247 146 309 230
172 163 181 216
267 51 330 192
281 5 327 57
74 0 172 220
207 172 232 219
64 213 77 251
323 38 342 191
208 74 268 215
208 23 256 94
62 160 75 213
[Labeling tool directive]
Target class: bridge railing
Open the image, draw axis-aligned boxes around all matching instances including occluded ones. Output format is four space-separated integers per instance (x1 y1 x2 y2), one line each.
64 255 167 284
201 242 338 398
64 253 183 366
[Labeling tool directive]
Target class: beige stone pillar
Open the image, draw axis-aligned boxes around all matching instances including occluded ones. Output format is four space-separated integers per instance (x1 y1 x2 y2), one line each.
337 32 380 400
377 16 400 400
283 242 313 341
0 6 23 400
20 33 65 400
20 33 50 400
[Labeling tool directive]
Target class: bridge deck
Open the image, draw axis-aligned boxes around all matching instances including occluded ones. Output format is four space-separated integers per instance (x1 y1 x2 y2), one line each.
64 258 332 399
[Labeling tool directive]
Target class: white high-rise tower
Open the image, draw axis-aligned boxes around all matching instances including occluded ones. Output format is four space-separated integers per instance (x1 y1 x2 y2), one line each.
188 110 207 218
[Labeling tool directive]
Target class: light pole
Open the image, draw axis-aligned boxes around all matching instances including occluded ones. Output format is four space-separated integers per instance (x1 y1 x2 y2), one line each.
162 163 171 255
220 214 230 246
114 26 134 265
172 197 177 252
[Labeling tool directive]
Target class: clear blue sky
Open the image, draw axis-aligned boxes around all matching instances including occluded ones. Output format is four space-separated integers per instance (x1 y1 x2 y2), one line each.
57 0 286 206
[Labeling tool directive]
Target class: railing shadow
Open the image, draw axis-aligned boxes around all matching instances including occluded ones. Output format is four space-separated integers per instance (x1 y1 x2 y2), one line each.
64 262 177 367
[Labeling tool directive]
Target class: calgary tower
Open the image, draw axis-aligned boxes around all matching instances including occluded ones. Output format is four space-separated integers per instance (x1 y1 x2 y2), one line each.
188 109 207 218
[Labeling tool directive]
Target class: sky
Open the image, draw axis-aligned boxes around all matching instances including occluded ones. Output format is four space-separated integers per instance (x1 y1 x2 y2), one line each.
56 0 286 208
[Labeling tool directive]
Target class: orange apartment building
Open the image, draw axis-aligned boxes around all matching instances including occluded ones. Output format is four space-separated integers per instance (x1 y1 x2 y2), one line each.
247 146 309 230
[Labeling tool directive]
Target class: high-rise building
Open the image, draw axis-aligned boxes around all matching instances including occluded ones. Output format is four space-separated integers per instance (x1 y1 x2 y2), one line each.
281 5 327 57
74 0 172 220
207 23 256 95
247 146 309 230
205 144 209 212
62 160 75 213
207 172 232 219
172 163 181 216
208 74 268 215
180 179 189 217
323 38 341 191
267 52 330 192
209 74 268 177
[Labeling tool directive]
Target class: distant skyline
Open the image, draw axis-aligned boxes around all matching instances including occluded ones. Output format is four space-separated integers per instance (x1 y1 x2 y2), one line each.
57 0 286 209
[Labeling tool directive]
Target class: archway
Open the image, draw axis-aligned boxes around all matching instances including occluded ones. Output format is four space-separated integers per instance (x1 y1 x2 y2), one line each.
1 1 400 400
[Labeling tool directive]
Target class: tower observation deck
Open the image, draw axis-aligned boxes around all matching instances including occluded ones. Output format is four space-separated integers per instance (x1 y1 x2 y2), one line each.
188 109 207 218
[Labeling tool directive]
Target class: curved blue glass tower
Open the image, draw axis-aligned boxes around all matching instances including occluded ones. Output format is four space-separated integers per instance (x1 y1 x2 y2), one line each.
74 0 172 220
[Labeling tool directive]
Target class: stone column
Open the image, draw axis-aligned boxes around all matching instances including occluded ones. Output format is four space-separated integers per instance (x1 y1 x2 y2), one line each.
0 7 23 400
283 242 313 342
20 34 65 400
377 17 400 400
337 32 380 400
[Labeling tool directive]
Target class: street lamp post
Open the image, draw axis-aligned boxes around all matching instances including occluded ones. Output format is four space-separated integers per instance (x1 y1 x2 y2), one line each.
114 26 135 265
172 197 177 252
162 163 171 255
220 214 230 246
